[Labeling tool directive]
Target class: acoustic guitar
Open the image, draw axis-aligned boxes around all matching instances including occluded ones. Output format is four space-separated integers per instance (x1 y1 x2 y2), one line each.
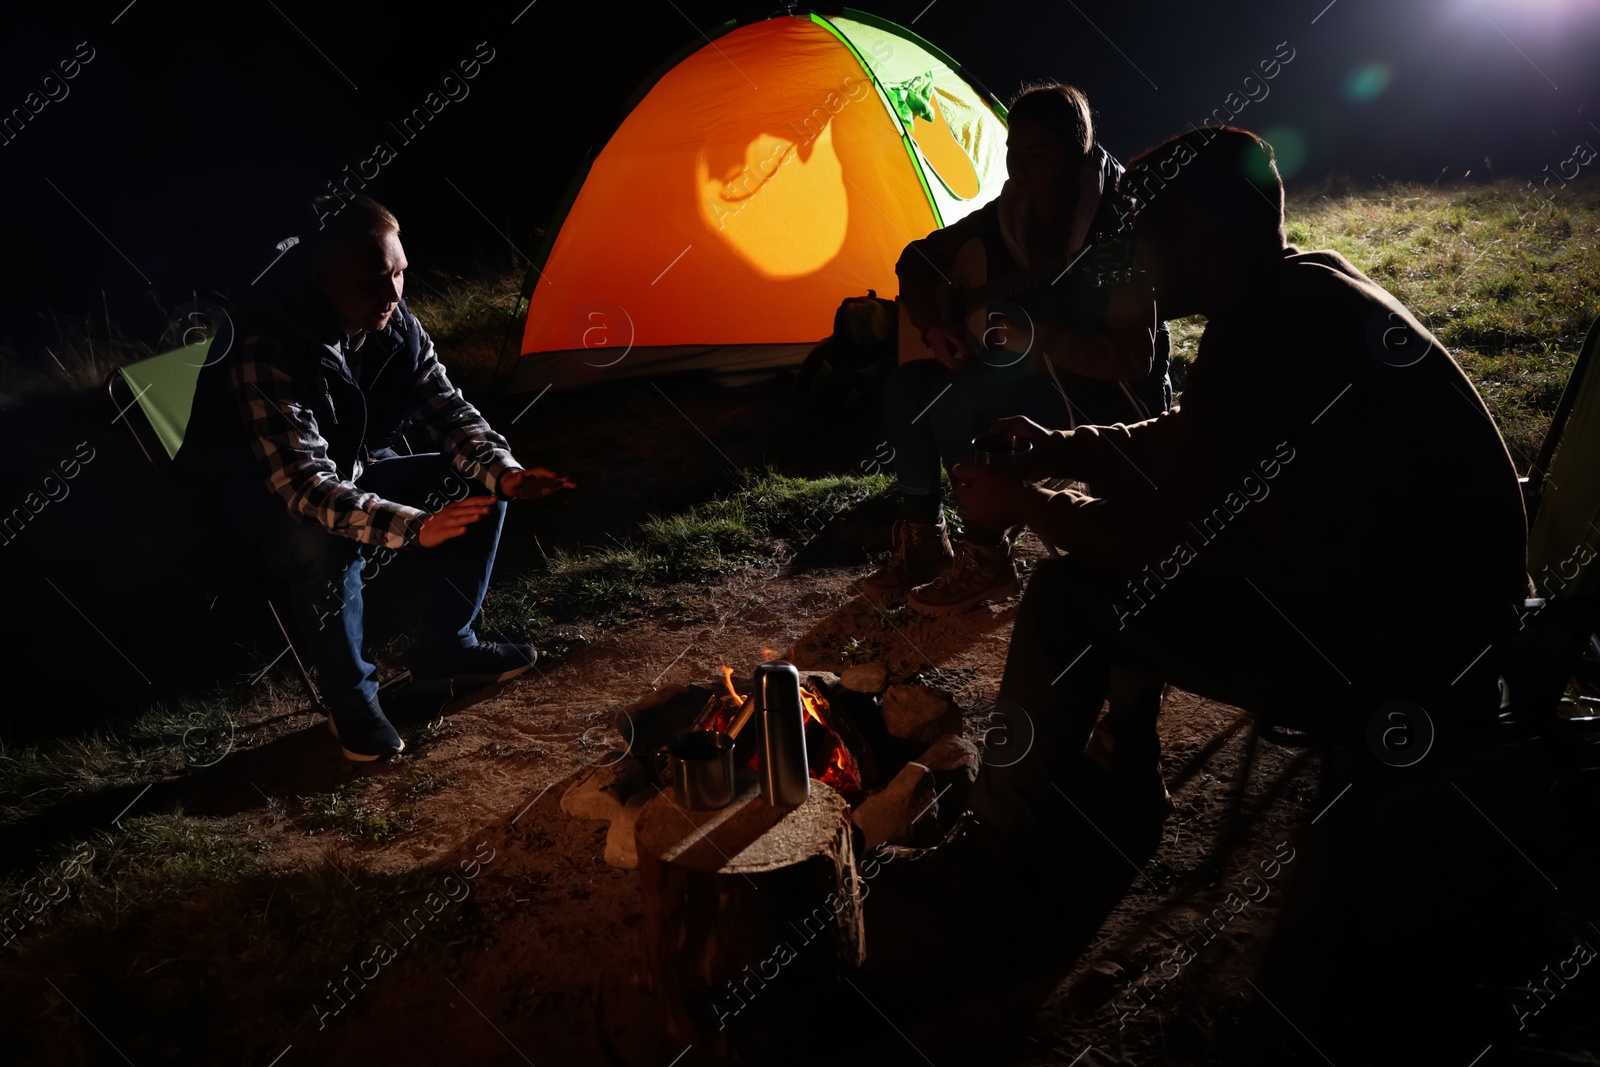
897 230 1138 367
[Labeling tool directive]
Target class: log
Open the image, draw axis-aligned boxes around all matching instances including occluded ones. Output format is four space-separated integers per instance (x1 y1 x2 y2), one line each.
636 780 865 1066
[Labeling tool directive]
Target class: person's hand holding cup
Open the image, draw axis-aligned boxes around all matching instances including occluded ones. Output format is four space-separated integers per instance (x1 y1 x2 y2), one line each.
984 415 1070 480
951 459 1037 532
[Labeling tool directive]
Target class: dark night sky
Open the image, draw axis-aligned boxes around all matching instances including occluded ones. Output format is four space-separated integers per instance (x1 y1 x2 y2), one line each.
1 0 1597 351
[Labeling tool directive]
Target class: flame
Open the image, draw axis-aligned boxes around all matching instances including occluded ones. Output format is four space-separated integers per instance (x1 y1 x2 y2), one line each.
799 683 861 795
714 665 862 797
760 648 779 662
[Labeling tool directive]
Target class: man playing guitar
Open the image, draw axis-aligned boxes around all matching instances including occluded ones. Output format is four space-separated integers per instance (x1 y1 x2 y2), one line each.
863 82 1169 616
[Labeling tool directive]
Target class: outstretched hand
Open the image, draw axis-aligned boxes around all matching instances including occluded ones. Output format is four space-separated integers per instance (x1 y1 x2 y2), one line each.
986 416 1067 479
418 495 499 549
502 466 577 500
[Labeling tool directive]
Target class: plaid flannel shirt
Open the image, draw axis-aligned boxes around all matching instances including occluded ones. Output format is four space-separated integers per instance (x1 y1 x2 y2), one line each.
230 313 520 551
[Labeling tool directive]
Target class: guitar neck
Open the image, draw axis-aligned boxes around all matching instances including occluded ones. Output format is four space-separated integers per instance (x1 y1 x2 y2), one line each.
956 247 1086 313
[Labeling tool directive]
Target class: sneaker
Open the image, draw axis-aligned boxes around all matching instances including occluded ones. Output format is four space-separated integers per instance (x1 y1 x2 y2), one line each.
407 639 538 691
859 519 954 605
325 698 405 762
906 540 1020 616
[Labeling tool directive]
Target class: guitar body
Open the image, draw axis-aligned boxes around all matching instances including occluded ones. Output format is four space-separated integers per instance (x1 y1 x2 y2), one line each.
897 237 1025 365
897 231 1135 367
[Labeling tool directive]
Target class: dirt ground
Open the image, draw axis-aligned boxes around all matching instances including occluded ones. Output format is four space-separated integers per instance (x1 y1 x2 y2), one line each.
4 379 1598 1066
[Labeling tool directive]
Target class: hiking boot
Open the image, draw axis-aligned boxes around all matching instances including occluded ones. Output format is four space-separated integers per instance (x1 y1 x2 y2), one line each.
325 697 405 762
906 540 1019 616
859 519 954 606
408 638 538 691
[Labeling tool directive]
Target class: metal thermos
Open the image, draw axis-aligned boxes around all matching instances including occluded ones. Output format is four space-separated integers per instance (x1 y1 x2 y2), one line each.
755 662 810 807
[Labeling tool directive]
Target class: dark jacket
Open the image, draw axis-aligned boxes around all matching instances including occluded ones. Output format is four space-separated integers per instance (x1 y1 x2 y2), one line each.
1037 247 1530 613
174 252 519 549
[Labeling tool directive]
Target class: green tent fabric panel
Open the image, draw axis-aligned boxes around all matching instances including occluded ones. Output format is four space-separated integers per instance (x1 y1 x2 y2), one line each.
117 338 212 459
1528 321 1600 589
807 11 941 228
1519 316 1600 700
826 13 1008 229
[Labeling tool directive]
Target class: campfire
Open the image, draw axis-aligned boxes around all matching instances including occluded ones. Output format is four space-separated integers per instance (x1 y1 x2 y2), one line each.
697 664 864 799
621 657 978 1066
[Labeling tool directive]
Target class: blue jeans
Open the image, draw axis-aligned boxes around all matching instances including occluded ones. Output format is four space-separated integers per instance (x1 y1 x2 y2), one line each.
259 453 505 710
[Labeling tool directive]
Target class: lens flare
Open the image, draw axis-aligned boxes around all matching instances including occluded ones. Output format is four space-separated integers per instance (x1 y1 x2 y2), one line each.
1343 63 1391 103
1259 127 1309 181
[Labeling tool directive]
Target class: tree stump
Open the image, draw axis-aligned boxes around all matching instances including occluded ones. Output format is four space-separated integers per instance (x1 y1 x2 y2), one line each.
636 780 865 1066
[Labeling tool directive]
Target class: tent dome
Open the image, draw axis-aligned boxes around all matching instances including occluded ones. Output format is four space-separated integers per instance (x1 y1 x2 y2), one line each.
508 8 1007 392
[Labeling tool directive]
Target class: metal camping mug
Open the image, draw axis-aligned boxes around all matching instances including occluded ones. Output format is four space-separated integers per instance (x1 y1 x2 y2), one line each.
971 433 1034 472
656 730 737 811
755 662 810 807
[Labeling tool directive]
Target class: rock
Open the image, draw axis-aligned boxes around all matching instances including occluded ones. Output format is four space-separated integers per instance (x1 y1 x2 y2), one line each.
913 734 981 826
882 684 959 744
841 662 889 694
605 790 655 869
560 759 642 822
850 761 941 850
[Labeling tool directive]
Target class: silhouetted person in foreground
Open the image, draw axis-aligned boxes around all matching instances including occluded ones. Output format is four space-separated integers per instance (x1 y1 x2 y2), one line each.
176 195 571 761
898 127 1530 878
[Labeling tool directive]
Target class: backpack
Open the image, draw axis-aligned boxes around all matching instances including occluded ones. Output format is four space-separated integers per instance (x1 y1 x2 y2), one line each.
796 291 898 421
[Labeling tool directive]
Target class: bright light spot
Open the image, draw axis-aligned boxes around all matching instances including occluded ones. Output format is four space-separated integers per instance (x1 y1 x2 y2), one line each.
1260 127 1308 181
1343 63 1391 103
1458 0 1597 36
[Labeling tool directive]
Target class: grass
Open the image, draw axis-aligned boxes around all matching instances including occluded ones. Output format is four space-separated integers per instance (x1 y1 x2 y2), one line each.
0 809 265 936
1161 177 1600 465
0 316 140 411
403 265 526 398
0 677 303 831
1287 178 1598 462
483 468 895 636
299 776 423 844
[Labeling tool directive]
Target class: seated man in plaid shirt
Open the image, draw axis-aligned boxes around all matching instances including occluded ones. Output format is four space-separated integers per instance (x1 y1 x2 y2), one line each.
176 195 571 761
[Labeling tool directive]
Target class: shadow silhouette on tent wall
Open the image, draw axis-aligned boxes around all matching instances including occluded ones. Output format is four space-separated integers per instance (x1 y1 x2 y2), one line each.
518 12 1007 369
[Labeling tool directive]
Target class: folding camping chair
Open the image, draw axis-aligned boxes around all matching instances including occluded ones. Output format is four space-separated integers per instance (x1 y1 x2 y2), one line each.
107 338 325 712
1500 311 1600 725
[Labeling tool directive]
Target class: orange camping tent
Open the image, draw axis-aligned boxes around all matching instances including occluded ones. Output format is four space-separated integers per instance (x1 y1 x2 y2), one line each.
504 8 1009 393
